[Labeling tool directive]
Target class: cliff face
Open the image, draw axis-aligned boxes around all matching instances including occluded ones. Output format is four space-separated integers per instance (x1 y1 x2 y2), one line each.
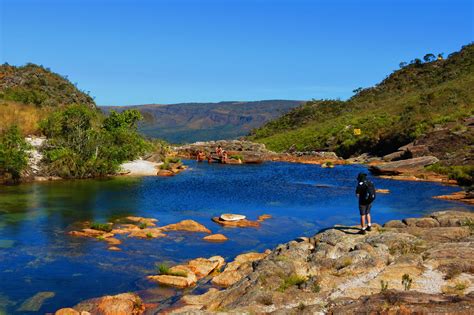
101 100 303 143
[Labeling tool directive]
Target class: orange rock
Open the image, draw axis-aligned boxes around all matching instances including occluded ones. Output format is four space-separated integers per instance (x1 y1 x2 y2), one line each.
124 216 158 227
257 214 272 222
128 228 166 239
55 308 80 315
203 234 228 242
187 257 223 278
148 265 197 288
160 220 211 233
212 217 260 228
211 252 268 287
108 246 121 251
157 169 175 176
105 237 122 245
433 191 474 205
376 189 390 194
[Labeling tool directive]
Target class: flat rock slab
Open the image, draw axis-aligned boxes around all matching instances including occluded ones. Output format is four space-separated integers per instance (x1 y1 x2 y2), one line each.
369 156 439 175
220 214 246 221
212 217 260 228
160 220 211 233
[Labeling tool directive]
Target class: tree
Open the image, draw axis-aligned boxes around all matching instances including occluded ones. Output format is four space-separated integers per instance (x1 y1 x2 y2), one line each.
399 61 408 68
437 53 444 60
0 125 31 181
352 87 363 94
423 53 436 62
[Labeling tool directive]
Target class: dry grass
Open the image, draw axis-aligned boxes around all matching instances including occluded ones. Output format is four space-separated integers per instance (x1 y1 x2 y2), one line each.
0 101 49 135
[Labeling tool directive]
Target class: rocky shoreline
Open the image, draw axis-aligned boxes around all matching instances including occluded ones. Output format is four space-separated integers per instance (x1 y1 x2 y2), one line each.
55 209 474 314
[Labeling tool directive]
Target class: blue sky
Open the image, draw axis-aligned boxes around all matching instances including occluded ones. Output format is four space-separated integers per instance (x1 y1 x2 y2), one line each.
1 0 472 105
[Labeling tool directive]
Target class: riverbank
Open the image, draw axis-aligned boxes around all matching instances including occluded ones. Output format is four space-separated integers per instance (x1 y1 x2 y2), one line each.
55 209 474 314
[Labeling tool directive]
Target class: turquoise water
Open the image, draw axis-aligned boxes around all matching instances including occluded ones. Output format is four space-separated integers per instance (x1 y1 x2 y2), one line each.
0 160 471 313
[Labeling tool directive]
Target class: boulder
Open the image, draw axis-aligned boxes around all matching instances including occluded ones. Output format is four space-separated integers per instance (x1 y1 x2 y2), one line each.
203 234 228 242
211 252 268 287
382 150 405 162
124 216 157 227
403 217 440 228
160 220 211 233
369 156 439 175
128 228 166 239
383 220 407 228
148 265 197 288
430 210 474 227
157 169 175 177
71 293 144 315
55 308 81 315
187 256 225 278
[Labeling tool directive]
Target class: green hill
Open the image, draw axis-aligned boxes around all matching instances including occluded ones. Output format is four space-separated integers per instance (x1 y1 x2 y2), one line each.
248 43 474 160
0 63 95 108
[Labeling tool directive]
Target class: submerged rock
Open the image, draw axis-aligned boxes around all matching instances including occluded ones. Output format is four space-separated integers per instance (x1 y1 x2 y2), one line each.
17 291 55 312
212 217 261 228
220 213 246 221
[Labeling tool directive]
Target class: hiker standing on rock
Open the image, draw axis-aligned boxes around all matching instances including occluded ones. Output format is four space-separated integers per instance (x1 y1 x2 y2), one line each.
355 172 376 234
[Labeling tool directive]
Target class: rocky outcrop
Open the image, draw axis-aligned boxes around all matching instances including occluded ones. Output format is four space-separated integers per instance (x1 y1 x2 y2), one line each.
174 210 474 313
369 156 439 175
434 191 474 205
175 140 271 164
148 256 225 288
55 293 144 315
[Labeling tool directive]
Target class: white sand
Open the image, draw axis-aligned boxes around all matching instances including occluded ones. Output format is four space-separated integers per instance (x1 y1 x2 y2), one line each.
119 159 162 176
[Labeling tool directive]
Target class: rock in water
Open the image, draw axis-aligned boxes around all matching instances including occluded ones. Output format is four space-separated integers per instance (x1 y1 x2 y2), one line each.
17 291 55 312
220 214 246 221
203 234 228 242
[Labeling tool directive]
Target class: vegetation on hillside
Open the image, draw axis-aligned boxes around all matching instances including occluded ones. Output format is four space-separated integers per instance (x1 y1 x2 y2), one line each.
0 125 32 182
40 105 152 179
248 44 474 159
0 63 95 108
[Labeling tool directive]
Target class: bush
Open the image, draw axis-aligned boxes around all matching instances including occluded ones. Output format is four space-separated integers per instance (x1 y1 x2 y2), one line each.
277 274 306 292
40 105 152 178
90 222 112 232
0 125 32 181
425 163 474 186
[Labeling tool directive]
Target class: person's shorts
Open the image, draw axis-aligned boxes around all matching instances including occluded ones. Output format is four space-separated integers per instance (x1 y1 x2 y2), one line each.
359 203 372 215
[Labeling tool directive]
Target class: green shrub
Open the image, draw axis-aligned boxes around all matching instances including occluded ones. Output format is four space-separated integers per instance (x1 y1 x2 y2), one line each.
277 274 306 292
40 105 152 178
90 222 112 232
425 163 474 186
0 125 32 181
229 154 244 161
402 274 413 291
380 280 389 293
138 222 147 229
156 263 187 277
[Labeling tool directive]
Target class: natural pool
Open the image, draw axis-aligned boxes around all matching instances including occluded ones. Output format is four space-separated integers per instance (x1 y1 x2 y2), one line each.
0 160 472 313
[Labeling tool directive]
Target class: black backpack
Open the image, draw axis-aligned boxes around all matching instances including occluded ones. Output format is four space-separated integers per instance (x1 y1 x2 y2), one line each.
364 180 376 203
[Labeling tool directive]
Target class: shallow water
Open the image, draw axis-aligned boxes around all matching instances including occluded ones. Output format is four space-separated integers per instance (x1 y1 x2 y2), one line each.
0 160 471 313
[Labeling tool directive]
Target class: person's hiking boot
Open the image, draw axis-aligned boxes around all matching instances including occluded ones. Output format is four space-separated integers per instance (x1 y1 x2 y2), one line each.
358 229 366 235
366 225 372 232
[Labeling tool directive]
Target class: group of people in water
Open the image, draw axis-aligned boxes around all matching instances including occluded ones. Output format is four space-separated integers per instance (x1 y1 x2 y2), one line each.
196 145 229 164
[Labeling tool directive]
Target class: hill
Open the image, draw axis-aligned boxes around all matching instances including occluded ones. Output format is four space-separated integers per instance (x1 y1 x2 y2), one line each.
248 43 474 164
0 63 96 134
101 100 303 143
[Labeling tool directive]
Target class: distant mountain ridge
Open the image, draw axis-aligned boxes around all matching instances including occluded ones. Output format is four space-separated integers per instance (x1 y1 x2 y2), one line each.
101 100 303 143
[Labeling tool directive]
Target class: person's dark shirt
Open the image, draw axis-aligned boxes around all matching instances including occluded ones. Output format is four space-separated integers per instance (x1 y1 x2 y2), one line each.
356 181 370 205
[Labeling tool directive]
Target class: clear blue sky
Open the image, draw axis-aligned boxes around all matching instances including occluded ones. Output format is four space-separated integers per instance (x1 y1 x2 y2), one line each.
1 0 472 105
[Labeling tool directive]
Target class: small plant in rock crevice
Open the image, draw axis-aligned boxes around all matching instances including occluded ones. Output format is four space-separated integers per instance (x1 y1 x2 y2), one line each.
380 280 389 293
402 274 412 291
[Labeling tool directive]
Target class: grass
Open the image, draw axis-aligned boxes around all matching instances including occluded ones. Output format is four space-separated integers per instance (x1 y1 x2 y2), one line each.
442 281 469 295
389 240 425 255
146 232 153 238
229 154 244 161
90 222 112 232
156 263 188 277
0 101 48 135
138 222 148 229
312 282 321 293
380 280 389 293
277 274 306 292
425 163 474 186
